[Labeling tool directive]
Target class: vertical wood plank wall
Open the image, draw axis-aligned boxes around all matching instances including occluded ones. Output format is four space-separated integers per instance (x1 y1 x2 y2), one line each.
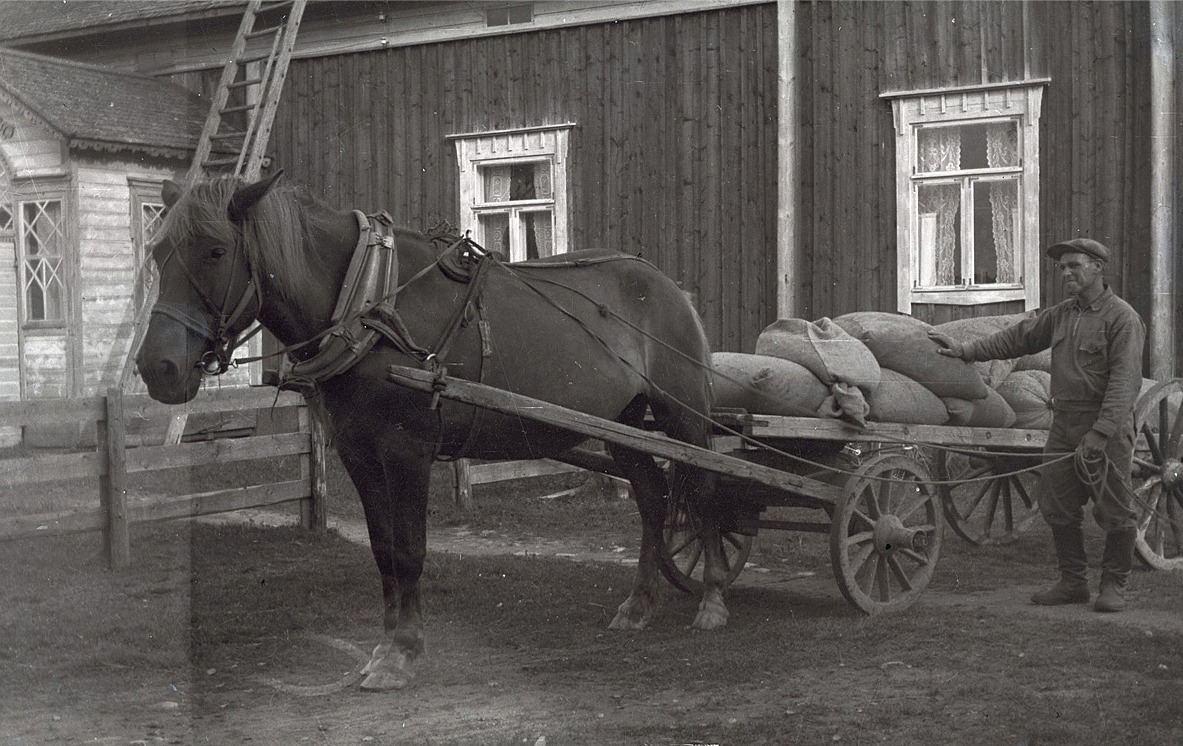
269 7 780 355
263 1 1160 358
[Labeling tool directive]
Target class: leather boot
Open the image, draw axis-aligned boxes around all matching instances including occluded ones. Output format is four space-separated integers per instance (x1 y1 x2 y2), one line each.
1095 528 1136 613
1031 523 1090 605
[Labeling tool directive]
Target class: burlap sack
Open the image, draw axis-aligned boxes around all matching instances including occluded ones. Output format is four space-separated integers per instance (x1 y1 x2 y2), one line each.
942 387 1018 428
866 369 949 425
933 313 1035 388
754 317 881 394
710 352 829 417
996 370 1052 429
834 311 989 400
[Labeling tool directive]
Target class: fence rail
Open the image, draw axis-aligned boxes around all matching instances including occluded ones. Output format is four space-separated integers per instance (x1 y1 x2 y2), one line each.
0 387 327 568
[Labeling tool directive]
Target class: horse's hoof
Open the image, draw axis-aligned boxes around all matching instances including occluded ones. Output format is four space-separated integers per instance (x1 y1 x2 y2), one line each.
691 601 729 630
359 643 416 690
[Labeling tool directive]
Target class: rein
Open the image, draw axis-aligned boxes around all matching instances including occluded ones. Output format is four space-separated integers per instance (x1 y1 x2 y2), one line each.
153 237 262 375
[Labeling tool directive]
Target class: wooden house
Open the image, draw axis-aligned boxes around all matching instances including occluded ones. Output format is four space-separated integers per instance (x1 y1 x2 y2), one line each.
0 47 253 445
2 0 1180 426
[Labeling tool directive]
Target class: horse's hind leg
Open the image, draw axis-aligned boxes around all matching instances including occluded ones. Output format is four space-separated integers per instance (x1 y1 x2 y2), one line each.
653 398 729 630
607 436 671 631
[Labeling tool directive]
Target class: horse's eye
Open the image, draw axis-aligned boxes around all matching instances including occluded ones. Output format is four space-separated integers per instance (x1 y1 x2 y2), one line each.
211 247 227 259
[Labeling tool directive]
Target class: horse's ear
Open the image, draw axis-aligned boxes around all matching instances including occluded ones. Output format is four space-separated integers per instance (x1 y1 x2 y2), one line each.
162 180 183 208
228 169 285 223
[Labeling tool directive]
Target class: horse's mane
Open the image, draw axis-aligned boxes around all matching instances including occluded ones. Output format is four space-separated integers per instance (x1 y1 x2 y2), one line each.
159 176 334 302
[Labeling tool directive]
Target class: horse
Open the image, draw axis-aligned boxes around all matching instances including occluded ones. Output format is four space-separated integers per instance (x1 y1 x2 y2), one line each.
134 173 732 691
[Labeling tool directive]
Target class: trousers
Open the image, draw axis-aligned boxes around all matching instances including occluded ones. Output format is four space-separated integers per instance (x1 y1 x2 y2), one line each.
1040 408 1137 532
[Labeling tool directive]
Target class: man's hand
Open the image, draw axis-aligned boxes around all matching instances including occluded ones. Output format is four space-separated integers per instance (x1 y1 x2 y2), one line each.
927 330 966 360
1079 430 1108 460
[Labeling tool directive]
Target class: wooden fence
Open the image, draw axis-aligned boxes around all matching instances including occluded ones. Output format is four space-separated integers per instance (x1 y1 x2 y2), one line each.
0 386 327 568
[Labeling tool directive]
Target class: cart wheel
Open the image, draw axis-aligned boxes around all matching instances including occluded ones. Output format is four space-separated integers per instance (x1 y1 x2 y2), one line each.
1132 379 1183 570
661 498 753 594
935 448 1041 545
831 453 943 615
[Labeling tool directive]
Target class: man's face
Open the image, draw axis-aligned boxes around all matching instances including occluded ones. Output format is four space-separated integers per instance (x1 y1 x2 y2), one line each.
1056 251 1104 298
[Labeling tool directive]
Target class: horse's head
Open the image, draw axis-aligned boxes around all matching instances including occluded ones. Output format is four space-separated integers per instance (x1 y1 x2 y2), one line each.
135 172 282 404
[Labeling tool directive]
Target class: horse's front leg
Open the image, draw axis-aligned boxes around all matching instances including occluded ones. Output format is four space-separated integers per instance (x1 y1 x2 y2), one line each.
337 437 432 691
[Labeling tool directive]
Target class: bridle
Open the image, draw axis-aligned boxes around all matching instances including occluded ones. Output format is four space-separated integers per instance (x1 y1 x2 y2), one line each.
151 233 263 376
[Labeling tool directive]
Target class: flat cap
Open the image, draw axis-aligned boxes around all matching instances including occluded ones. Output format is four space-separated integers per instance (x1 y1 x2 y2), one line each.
1047 238 1111 264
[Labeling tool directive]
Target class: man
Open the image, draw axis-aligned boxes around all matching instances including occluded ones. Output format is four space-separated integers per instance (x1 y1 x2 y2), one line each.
928 238 1146 612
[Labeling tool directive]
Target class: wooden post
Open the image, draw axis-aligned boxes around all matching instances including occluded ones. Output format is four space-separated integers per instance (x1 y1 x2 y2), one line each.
453 458 474 510
102 387 131 569
298 404 329 531
776 0 801 319
1150 1 1177 379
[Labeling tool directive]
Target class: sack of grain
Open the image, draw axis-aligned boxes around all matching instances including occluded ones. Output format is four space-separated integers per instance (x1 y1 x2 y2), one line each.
996 370 1052 429
710 352 829 417
866 369 949 425
833 311 989 400
942 387 1018 428
754 317 881 394
934 313 1035 388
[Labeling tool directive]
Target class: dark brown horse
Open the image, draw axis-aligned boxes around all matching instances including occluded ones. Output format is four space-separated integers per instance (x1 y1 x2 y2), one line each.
135 173 730 691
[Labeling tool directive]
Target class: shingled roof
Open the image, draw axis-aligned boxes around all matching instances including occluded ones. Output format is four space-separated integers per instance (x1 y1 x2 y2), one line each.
0 47 206 158
0 1 244 43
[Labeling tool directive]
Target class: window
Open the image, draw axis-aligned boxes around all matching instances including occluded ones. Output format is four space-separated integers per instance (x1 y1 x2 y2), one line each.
129 179 166 311
0 166 12 236
18 198 67 326
452 124 572 262
486 3 533 27
885 82 1046 312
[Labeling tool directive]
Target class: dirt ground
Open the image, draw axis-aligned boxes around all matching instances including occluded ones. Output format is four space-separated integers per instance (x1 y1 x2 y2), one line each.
6 504 1183 746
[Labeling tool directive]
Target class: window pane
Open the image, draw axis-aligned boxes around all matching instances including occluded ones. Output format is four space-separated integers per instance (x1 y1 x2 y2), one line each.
522 210 553 260
917 183 961 286
0 205 11 233
479 212 510 255
481 162 552 203
918 121 1018 172
973 179 1020 284
20 200 66 323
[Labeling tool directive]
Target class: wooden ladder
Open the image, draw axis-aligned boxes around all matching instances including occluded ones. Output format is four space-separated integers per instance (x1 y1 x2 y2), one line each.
123 0 305 444
185 0 306 183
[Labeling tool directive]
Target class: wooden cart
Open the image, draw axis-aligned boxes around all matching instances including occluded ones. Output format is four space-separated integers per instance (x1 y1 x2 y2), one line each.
387 365 1183 615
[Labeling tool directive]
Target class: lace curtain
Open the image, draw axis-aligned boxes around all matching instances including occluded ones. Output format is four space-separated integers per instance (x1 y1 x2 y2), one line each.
918 123 1019 285
918 130 962 285
482 163 554 259
986 126 1018 282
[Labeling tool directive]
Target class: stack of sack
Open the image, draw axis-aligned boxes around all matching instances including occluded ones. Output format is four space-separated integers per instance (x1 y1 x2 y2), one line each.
713 309 1171 431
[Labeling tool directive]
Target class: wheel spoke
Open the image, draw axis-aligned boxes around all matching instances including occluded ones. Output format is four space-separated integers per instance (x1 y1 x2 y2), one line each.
980 480 1001 535
887 553 915 591
677 544 702 573
875 555 891 601
665 530 697 557
960 477 996 521
1010 475 1037 510
894 489 928 523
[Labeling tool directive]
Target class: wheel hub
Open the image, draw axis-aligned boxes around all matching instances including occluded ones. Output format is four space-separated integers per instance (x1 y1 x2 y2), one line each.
1159 459 1183 490
873 515 928 554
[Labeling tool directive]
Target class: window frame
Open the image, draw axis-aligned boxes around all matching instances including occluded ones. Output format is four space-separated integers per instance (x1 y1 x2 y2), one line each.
451 124 573 262
15 189 70 330
884 81 1047 312
129 178 166 312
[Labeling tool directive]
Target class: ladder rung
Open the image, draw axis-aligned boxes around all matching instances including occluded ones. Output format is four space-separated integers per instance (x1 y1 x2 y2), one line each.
220 103 260 115
259 0 296 12
235 52 275 65
229 77 265 89
246 26 282 40
210 131 246 141
203 157 241 168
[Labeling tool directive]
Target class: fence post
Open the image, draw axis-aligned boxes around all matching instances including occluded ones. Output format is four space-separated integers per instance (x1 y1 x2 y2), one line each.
453 459 473 510
299 404 329 531
102 387 131 569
